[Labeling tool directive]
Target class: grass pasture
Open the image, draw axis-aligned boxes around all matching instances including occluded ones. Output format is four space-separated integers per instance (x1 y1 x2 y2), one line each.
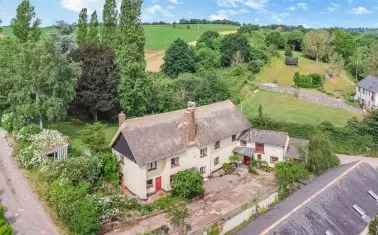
256 54 356 97
242 90 361 127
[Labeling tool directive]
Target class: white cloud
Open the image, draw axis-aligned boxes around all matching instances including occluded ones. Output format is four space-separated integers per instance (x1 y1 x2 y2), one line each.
351 6 371 15
167 0 179 5
143 4 174 22
209 8 248 20
288 2 308 11
216 0 268 10
327 2 339 13
60 0 104 13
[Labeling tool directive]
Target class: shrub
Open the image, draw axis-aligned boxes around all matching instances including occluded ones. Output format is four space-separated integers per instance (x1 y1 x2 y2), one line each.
275 161 310 198
223 162 236 175
369 215 378 234
162 39 196 78
196 47 221 69
220 34 252 67
15 124 41 143
172 170 204 200
1 113 14 132
80 122 108 153
47 181 101 235
101 152 120 186
248 60 264 74
293 72 325 88
197 31 220 50
0 205 13 235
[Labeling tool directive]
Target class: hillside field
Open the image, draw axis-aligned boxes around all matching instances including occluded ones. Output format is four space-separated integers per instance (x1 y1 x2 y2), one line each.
242 90 361 127
255 53 356 98
1 24 238 50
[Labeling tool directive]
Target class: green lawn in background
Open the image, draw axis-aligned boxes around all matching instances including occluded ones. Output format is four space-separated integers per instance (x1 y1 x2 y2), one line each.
48 121 118 154
255 54 356 98
242 90 361 127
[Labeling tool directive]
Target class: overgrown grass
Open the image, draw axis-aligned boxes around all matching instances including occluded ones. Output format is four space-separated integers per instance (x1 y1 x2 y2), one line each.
255 53 356 97
242 90 361 127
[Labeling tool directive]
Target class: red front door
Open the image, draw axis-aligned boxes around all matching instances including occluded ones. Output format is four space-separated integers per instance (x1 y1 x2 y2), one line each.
243 156 251 165
155 176 162 191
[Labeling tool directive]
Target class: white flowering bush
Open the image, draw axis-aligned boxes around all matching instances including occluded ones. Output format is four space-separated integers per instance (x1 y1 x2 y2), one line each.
17 129 69 169
1 113 14 132
16 125 40 143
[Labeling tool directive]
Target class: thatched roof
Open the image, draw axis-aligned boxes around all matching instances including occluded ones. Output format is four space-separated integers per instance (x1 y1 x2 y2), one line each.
238 161 378 235
112 100 251 167
358 75 378 93
240 129 289 147
286 137 309 160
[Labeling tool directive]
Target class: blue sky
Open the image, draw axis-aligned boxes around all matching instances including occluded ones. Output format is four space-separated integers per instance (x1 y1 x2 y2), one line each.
0 0 377 28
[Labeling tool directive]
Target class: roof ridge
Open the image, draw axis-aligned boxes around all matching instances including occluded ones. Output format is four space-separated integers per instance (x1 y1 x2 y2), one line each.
259 161 363 235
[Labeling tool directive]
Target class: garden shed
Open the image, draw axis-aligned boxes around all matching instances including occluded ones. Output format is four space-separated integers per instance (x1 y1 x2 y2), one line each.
32 129 69 161
285 57 298 66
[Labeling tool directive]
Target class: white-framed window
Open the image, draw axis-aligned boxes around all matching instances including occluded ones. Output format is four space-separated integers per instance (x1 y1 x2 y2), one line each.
270 156 279 163
200 147 208 158
214 141 220 150
200 166 206 174
147 161 157 171
171 157 180 168
214 157 220 166
147 179 153 189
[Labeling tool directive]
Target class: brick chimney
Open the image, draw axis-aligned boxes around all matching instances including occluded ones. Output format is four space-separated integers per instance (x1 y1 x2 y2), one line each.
118 112 127 127
183 102 197 144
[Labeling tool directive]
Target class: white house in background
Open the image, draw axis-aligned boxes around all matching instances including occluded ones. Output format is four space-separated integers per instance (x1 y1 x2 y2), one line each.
111 101 251 199
234 129 308 167
356 75 378 111
110 100 308 200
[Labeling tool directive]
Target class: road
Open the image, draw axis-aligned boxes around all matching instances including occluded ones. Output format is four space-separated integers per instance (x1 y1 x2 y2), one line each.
338 154 378 169
0 129 60 235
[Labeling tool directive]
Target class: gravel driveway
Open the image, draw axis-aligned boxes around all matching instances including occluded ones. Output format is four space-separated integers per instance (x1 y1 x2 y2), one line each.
0 129 60 235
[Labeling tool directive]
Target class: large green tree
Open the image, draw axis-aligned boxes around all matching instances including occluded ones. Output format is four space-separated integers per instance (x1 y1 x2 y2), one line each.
303 30 333 63
162 39 196 77
117 0 151 117
220 33 252 67
306 132 340 175
266 31 286 49
7 38 78 129
87 11 99 45
367 43 378 76
76 8 88 45
72 44 119 121
11 0 41 42
102 0 118 46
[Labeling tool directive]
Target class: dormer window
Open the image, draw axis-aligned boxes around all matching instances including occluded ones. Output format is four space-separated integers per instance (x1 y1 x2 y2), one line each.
215 141 220 150
147 161 157 171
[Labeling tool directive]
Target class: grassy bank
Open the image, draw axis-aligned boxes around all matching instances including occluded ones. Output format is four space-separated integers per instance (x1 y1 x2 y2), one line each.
242 90 361 127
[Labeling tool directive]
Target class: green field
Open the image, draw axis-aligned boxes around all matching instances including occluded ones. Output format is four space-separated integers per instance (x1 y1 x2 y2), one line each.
144 24 237 50
242 90 361 127
256 53 356 97
1 24 238 50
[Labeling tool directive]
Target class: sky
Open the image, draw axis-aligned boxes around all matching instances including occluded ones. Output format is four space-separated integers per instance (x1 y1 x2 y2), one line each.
0 0 377 28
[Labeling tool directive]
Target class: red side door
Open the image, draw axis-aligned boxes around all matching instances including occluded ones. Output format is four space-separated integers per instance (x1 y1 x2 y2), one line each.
155 176 162 191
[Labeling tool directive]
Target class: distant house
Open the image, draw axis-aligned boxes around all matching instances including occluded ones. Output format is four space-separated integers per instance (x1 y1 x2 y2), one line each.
234 129 308 167
238 161 378 235
356 75 378 110
111 101 251 199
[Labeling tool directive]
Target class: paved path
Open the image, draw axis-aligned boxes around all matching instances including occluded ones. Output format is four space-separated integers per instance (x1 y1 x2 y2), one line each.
258 83 362 113
0 129 60 235
338 154 378 169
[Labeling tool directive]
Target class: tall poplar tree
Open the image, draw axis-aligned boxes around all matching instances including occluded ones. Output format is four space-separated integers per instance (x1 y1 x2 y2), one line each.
87 11 99 45
117 0 151 117
102 0 118 46
11 0 41 42
76 8 88 45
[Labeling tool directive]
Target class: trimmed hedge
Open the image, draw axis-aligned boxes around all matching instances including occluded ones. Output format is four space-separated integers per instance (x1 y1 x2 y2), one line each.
0 205 13 235
293 72 325 88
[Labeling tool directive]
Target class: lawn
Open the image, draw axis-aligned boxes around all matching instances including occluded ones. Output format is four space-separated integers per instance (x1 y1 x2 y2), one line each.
48 120 118 154
242 90 361 127
144 24 238 50
255 53 356 98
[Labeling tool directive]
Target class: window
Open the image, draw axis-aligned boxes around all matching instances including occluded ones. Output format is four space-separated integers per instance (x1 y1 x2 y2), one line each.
270 156 279 163
200 167 206 174
147 179 153 189
171 157 180 168
200 148 208 158
255 143 265 154
214 157 220 166
170 175 176 186
147 161 157 171
257 154 262 160
232 135 237 142
215 141 220 150
240 140 247 146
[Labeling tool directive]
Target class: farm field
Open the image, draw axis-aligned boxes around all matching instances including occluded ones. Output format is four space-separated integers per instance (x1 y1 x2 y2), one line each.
242 90 361 127
255 53 356 97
